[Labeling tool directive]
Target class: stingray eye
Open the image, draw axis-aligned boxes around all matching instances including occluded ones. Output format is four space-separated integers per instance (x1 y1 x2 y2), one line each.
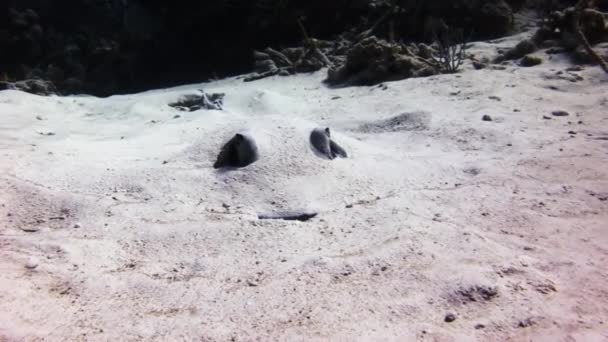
214 133 259 169
310 127 348 160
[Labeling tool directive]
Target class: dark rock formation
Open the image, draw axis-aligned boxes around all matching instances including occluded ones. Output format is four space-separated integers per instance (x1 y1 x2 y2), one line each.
0 0 522 96
0 79 57 95
327 37 437 86
495 39 537 62
169 91 225 112
496 3 608 68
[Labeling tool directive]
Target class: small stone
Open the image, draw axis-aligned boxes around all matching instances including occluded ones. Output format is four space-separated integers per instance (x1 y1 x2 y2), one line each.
488 96 501 101
475 324 485 329
173 115 181 119
73 223 81 228
20 226 40 232
542 116 552 120
25 257 39 269
552 110 569 117
482 115 493 122
445 313 457 322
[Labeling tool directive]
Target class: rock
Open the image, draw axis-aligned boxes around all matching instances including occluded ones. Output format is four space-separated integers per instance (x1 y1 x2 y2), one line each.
0 79 58 96
0 0 523 96
254 58 278 74
169 91 224 112
496 39 537 62
532 5 607 62
475 324 486 329
445 313 457 322
417 43 434 59
520 55 543 67
253 50 271 60
326 36 436 86
482 115 493 122
25 257 39 269
552 110 570 117
577 8 608 44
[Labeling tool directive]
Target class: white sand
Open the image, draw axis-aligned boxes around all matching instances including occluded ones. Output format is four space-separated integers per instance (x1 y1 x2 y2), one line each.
1 33 608 341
